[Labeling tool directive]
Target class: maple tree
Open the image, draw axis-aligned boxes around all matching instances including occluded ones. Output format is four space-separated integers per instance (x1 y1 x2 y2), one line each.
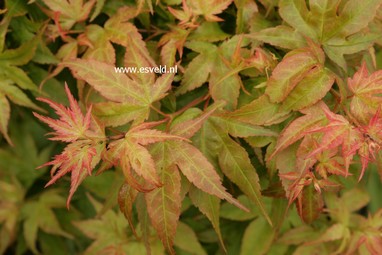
1 0 382 254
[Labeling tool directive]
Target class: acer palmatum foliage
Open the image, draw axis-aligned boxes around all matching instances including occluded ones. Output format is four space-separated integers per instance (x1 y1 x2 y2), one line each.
34 84 106 207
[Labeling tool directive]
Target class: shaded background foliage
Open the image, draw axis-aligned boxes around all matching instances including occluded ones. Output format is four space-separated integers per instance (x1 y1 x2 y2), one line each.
1 0 382 255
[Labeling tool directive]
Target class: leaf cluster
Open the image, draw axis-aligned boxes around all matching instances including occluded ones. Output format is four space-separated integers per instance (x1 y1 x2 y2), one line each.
1 0 382 254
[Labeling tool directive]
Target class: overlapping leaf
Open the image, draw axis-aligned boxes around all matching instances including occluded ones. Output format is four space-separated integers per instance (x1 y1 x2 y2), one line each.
348 62 382 124
277 0 382 69
34 85 106 207
21 190 72 254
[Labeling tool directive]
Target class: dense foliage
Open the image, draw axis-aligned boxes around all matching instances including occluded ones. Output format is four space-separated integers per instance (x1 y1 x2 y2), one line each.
1 0 382 254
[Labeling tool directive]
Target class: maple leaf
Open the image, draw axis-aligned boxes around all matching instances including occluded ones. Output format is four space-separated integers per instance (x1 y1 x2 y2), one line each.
296 181 324 224
101 121 188 192
0 35 42 144
145 142 181 255
34 84 106 207
0 93 11 144
176 37 249 110
250 25 307 50
208 118 272 224
64 56 174 126
304 104 362 174
348 62 382 124
278 0 382 70
41 0 95 30
226 95 291 126
189 0 233 22
355 108 382 180
158 26 190 67
189 186 226 251
168 0 197 28
169 140 248 212
33 84 94 142
42 141 104 208
0 179 25 253
73 195 154 255
20 190 72 254
265 41 335 111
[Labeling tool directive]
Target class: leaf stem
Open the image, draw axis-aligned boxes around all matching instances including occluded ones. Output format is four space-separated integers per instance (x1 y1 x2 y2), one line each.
171 93 210 117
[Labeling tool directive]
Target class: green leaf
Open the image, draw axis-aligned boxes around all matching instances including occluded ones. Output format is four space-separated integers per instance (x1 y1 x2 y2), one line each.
251 25 307 49
209 121 271 224
335 0 382 37
279 0 382 42
240 217 275 255
21 190 72 254
279 0 317 40
0 179 25 254
324 33 380 70
74 194 138 255
63 59 146 104
174 222 207 255
93 102 148 127
209 53 242 110
0 93 11 144
188 22 229 42
170 140 248 212
280 67 335 111
220 195 259 221
0 65 39 91
235 0 259 33
211 116 278 137
227 95 290 126
189 186 226 251
265 48 321 103
0 81 43 111
145 142 181 255
176 46 217 95
41 0 95 30
189 0 233 22
342 188 370 212
0 17 10 52
0 37 38 66
150 72 174 103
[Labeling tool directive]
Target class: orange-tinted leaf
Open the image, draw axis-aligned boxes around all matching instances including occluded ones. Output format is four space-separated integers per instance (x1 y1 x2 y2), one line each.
34 84 94 142
34 85 105 207
280 67 335 111
296 183 324 224
169 140 248 212
145 164 181 255
63 59 145 104
128 127 188 145
270 103 326 159
0 93 11 144
118 182 138 236
227 95 290 126
170 101 225 139
265 48 320 103
126 141 161 187
348 62 382 124
42 0 95 30
43 141 104 207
